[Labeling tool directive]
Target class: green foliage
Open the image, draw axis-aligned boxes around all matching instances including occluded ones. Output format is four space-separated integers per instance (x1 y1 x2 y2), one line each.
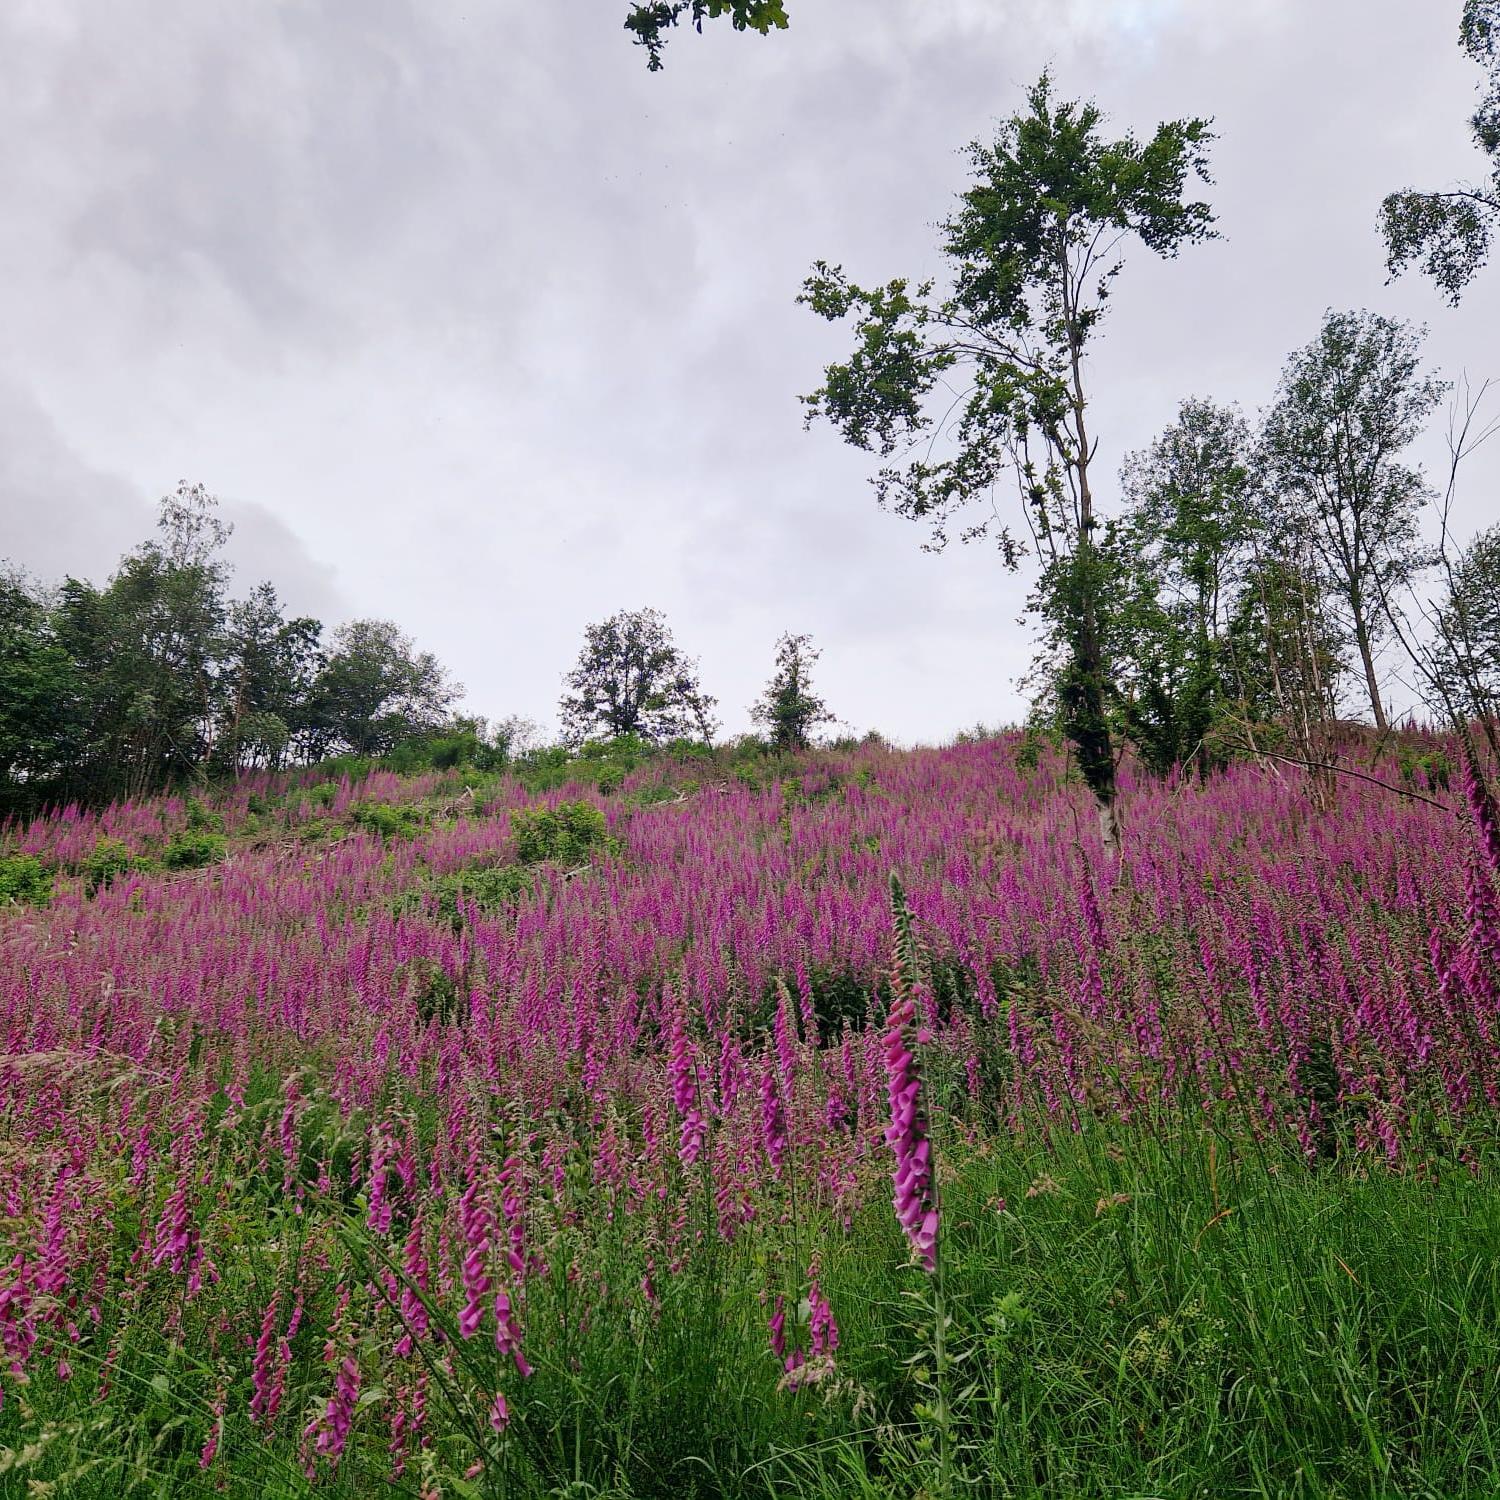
1110 398 1259 775
750 632 835 751
430 863 539 931
0 854 51 908
624 0 788 70
1438 521 1500 730
1259 310 1446 732
183 796 225 834
800 72 1216 828
300 617 461 760
160 830 227 870
560 608 719 747
511 799 615 866
0 570 89 818
1397 741 1453 792
1380 0 1500 302
82 836 141 895
351 801 422 839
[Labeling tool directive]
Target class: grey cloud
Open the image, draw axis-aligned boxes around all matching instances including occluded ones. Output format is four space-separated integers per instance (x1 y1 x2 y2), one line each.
1 0 1495 742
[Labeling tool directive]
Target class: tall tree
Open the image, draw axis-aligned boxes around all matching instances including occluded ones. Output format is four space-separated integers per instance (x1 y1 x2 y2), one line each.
1259 311 1446 733
1380 1 1500 302
560 608 718 745
750 632 834 750
1112 398 1257 773
215 582 324 772
303 619 460 759
800 73 1216 849
1436 522 1500 741
0 570 88 815
624 0 788 69
52 483 234 800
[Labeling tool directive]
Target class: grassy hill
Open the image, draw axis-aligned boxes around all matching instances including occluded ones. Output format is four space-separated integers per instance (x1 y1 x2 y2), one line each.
1 731 1498 1498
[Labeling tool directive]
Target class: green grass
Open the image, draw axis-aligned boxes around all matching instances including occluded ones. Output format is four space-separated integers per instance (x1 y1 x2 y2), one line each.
5 1110 1499 1499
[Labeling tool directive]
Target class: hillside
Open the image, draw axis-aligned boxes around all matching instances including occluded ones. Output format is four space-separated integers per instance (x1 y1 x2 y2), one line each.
1 734 1498 1496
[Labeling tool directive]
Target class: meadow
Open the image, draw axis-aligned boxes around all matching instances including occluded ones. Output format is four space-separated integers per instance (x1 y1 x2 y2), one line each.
2 733 1499 1499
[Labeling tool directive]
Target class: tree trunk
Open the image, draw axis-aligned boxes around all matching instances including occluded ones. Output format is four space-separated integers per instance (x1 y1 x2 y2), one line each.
1059 265 1121 858
1350 601 1388 733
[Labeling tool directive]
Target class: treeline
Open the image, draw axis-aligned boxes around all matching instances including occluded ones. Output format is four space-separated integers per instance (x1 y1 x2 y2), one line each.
1086 317 1500 781
0 484 462 817
0 487 849 820
801 72 1500 849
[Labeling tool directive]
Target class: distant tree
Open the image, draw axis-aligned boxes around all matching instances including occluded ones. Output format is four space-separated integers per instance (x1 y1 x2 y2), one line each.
560 608 718 745
492 714 544 759
1259 311 1447 733
215 582 324 772
1113 399 1258 773
1380 1 1500 302
624 0 787 70
1225 552 1346 730
800 72 1216 850
0 569 88 815
1437 522 1500 732
52 483 234 800
303 619 460 759
750 632 835 750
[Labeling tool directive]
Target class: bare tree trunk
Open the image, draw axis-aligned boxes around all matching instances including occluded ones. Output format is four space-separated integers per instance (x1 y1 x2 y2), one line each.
1350 602 1388 733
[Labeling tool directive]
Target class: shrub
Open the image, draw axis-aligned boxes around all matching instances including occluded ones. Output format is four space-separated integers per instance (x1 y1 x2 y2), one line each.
511 800 614 866
513 746 574 795
578 733 650 769
0 855 51 908
184 797 225 834
161 832 227 870
431 864 538 929
82 837 139 895
352 801 421 839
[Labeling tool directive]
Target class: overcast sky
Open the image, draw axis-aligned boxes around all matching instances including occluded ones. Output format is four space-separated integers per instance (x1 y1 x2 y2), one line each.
3 0 1496 742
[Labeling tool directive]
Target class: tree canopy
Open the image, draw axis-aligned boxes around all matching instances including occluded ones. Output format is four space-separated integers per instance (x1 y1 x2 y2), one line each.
750 632 835 750
560 608 718 745
624 0 788 70
1258 311 1447 732
1380 0 1500 301
801 72 1217 848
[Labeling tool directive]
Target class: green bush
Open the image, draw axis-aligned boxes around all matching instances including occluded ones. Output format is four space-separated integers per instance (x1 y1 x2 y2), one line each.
82 837 140 895
184 796 225 833
511 799 614 866
431 863 538 929
0 854 51 908
512 745 574 795
161 831 227 870
352 801 421 839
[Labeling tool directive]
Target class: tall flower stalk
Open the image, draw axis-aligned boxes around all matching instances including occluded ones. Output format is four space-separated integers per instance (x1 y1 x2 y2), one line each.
885 873 952 1492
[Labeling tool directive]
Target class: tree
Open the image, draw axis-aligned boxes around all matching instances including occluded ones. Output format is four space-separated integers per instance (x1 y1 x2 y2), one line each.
303 619 460 759
215 582 324 772
800 73 1216 849
750 632 834 750
1112 399 1258 773
559 608 718 745
1259 311 1447 733
624 0 787 70
1436 523 1500 737
52 483 234 800
1380 1 1500 302
0 569 88 815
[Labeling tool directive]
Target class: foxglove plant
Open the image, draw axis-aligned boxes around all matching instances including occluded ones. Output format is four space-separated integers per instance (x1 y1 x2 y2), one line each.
884 875 937 1272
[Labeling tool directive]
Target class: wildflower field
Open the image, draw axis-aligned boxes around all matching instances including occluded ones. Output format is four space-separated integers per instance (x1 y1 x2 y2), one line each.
3 734 1500 1499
